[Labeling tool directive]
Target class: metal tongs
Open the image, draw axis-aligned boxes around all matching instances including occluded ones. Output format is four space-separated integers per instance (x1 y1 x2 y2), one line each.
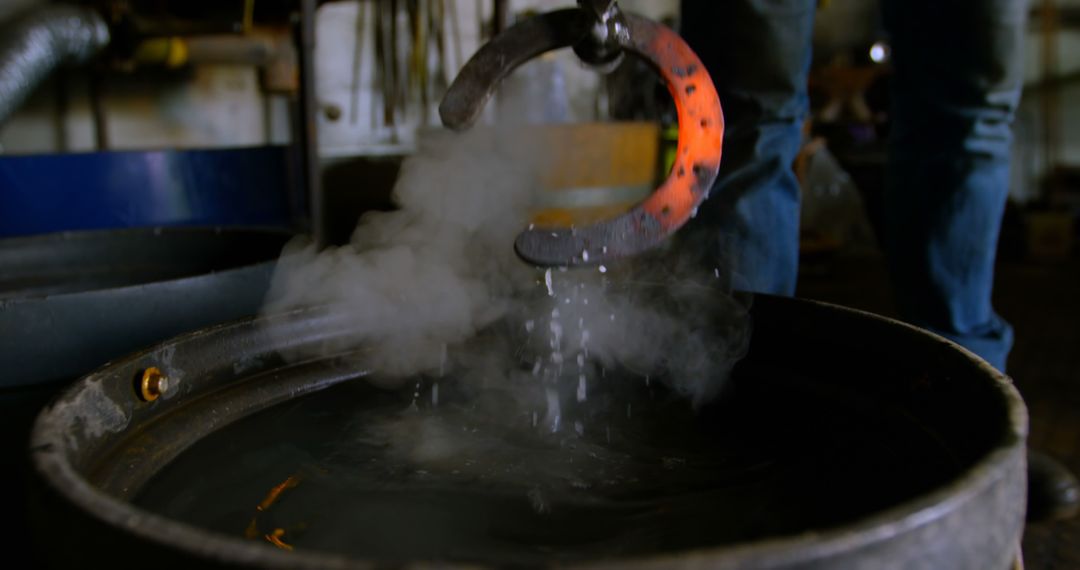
440 0 724 267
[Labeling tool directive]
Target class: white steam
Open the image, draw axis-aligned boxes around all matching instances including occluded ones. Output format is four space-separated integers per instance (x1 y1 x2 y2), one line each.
260 124 750 410
261 127 541 376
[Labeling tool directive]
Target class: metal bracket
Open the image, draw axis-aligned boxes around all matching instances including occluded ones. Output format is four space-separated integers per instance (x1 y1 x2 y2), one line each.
572 0 628 71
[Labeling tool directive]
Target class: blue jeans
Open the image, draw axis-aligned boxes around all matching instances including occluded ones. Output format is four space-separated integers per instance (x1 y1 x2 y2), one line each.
681 0 1028 371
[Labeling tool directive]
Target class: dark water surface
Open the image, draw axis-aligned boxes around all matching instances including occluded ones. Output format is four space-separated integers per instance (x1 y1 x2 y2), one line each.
135 366 962 566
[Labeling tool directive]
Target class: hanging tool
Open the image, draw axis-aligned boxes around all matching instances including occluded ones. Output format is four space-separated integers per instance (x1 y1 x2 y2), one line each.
446 0 464 77
390 0 403 124
440 0 724 267
349 0 366 125
406 0 427 123
430 0 450 95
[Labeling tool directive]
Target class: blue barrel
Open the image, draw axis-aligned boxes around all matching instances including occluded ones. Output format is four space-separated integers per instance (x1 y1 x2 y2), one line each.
0 145 299 237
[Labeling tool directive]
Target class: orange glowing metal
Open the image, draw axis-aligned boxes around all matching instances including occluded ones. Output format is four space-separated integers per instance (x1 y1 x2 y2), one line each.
636 24 723 233
257 475 301 512
265 528 294 551
440 6 723 266
245 475 303 548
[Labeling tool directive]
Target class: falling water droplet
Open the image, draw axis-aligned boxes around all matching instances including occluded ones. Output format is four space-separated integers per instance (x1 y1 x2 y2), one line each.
528 487 550 514
582 250 589 262
546 387 561 433
598 265 607 274
544 269 554 296
550 321 562 341
577 375 587 402
410 381 421 411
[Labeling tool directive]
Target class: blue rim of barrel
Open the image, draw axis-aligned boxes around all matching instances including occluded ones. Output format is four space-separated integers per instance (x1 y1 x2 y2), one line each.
0 146 299 237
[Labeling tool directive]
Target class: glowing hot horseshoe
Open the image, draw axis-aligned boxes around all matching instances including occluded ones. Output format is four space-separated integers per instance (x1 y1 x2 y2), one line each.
440 8 723 267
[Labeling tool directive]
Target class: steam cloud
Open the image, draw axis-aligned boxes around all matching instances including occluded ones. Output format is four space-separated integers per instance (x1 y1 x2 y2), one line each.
261 124 750 415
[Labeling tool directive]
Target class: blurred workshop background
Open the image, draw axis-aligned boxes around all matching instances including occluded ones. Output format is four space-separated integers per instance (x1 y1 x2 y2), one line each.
2 1 1080 567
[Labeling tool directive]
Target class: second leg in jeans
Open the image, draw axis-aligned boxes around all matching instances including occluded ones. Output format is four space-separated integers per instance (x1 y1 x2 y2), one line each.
679 0 816 295
881 0 1027 371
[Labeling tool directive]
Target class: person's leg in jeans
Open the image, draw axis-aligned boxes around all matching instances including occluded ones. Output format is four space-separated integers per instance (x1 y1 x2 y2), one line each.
885 0 1078 522
881 0 1027 371
679 0 816 295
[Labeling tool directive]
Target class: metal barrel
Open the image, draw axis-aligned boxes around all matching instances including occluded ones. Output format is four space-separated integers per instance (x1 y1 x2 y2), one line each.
2 226 291 560
29 294 1027 569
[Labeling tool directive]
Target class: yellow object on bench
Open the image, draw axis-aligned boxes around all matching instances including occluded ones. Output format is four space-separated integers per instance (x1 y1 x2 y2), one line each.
531 122 661 228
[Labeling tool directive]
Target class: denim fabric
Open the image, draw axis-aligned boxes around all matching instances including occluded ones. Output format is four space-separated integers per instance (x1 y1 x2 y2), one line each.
880 0 1027 371
680 0 1028 371
680 0 816 297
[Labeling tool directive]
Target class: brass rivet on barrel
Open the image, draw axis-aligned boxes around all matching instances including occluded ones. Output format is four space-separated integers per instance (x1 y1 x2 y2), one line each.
137 367 169 402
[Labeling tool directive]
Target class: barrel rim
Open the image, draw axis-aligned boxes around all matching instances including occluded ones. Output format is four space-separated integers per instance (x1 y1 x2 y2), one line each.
0 225 295 300
29 294 1028 569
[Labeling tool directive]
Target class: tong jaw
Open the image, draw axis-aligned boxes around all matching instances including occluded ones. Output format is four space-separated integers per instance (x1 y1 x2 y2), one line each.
572 0 629 72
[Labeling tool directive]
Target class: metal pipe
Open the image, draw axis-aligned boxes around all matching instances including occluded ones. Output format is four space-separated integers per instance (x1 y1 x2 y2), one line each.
492 0 509 35
297 0 324 248
0 5 109 126
89 69 108 149
134 35 284 68
192 36 273 66
51 68 68 151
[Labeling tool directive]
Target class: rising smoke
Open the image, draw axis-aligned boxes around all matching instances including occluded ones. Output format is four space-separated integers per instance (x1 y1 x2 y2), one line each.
261 127 540 377
260 124 751 422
